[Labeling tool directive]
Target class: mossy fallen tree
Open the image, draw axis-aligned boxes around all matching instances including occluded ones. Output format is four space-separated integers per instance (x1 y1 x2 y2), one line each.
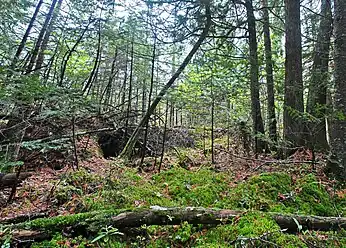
1 207 346 242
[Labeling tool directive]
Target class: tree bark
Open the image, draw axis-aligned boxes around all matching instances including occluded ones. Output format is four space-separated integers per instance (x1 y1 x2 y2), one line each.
245 0 267 153
211 80 215 164
262 0 277 150
283 0 304 152
83 20 102 94
26 0 59 74
306 0 332 151
140 40 156 165
119 1 212 159
3 207 346 242
34 0 63 72
159 99 169 172
11 0 44 69
58 21 92 87
329 0 346 180
125 40 135 137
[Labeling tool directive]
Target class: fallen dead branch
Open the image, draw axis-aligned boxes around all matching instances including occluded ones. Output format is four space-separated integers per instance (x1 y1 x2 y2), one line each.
0 212 48 225
1 207 346 242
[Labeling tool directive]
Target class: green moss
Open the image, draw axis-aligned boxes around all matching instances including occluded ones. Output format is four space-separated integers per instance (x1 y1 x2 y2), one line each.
17 210 118 232
235 212 280 237
31 234 92 248
219 172 339 216
24 166 346 247
220 172 292 210
54 168 104 207
153 167 230 207
270 174 337 216
274 233 307 247
194 212 281 247
61 168 102 187
55 185 83 204
294 174 335 216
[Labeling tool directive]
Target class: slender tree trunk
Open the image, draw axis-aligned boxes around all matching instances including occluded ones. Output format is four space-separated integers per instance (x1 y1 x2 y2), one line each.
245 0 266 153
34 0 63 72
121 47 129 112
140 39 156 164
328 0 346 180
119 1 212 159
227 100 231 151
306 0 332 151
170 104 174 127
11 0 44 68
142 80 146 118
135 88 139 123
211 82 215 164
26 0 59 74
262 0 277 150
100 49 118 111
125 40 134 137
159 99 169 172
83 20 102 94
283 0 304 152
59 21 92 87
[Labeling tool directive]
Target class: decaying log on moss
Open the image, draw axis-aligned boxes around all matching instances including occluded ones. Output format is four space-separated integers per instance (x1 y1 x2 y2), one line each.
1 212 48 225
1 207 346 241
110 207 346 231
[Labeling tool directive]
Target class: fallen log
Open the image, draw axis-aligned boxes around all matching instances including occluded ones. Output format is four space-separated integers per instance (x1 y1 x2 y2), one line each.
1 212 48 225
111 207 346 231
0 172 33 189
2 207 346 241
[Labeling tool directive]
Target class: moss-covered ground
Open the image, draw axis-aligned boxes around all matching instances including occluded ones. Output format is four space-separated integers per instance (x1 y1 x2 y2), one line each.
21 165 346 247
1 135 346 247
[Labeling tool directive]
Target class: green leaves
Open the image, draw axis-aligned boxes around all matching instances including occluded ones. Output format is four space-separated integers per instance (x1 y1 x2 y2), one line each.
91 226 123 244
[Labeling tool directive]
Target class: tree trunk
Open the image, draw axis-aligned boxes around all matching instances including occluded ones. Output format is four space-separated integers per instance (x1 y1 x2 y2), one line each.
245 0 266 153
306 0 332 151
125 40 134 137
283 0 304 152
100 48 118 111
26 0 59 74
34 0 63 72
4 208 346 242
211 80 215 164
58 20 92 87
328 0 346 180
83 20 102 94
121 47 129 112
11 0 44 69
140 40 156 164
142 80 146 118
119 2 212 159
262 0 277 150
159 99 169 172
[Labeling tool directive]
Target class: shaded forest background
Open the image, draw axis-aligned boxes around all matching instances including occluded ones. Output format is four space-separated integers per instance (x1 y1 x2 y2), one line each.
1 0 345 174
0 0 346 246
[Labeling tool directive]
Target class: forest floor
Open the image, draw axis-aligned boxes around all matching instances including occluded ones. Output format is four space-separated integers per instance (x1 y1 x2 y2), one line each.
1 130 346 247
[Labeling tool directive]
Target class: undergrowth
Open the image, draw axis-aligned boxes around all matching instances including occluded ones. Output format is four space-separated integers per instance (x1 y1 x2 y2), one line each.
25 165 346 247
